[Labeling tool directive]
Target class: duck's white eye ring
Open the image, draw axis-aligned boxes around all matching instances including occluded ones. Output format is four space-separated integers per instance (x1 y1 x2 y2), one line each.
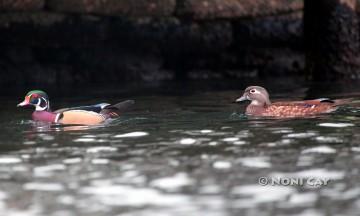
250 89 256 94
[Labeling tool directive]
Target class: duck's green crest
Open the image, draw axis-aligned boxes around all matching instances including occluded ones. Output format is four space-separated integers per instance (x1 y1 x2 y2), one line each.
26 90 48 99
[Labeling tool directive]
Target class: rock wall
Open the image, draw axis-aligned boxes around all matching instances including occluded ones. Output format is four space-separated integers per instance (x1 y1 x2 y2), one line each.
0 0 302 17
0 0 304 87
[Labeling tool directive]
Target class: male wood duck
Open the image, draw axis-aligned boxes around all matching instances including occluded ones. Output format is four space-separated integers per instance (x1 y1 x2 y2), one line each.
17 90 134 125
235 86 350 117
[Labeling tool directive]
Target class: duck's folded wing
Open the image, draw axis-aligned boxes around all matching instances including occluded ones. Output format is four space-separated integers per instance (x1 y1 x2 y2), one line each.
265 103 337 116
54 103 110 114
273 98 352 107
100 100 135 118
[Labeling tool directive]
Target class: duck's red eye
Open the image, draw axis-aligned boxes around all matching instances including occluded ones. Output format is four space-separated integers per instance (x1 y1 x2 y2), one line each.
250 89 256 94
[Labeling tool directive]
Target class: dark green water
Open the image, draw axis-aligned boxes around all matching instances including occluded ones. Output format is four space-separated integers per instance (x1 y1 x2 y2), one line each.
1 85 360 216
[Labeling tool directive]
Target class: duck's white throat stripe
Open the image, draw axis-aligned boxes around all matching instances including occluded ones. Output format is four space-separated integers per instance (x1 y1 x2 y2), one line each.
55 113 61 123
35 97 48 111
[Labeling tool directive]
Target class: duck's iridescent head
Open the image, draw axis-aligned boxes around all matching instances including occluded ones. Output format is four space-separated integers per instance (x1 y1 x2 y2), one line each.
17 90 50 111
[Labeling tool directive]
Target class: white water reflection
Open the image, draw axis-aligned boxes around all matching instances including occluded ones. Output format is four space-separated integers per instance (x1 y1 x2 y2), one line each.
86 146 117 153
287 192 318 207
315 136 343 143
63 157 82 164
302 146 337 154
150 173 195 192
80 185 191 206
0 157 22 164
34 164 66 177
318 123 355 128
91 158 110 164
213 161 232 169
114 132 149 138
179 138 197 145
231 185 296 208
285 132 317 138
24 182 64 191
237 157 271 168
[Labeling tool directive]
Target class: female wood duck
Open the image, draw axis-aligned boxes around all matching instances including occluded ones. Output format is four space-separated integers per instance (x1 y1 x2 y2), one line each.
17 90 134 125
235 86 350 117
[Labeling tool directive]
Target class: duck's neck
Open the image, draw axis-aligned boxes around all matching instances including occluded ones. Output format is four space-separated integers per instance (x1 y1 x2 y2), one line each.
246 101 269 115
32 110 58 123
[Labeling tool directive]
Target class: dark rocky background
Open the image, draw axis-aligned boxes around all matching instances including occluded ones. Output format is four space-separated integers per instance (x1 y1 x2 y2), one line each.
0 0 312 89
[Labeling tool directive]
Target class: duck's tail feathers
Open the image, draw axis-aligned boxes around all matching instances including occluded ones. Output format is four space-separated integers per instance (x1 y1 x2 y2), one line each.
100 100 135 118
296 98 352 107
332 98 354 106
309 98 353 106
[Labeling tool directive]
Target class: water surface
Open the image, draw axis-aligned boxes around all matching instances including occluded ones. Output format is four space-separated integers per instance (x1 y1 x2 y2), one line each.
1 86 360 216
